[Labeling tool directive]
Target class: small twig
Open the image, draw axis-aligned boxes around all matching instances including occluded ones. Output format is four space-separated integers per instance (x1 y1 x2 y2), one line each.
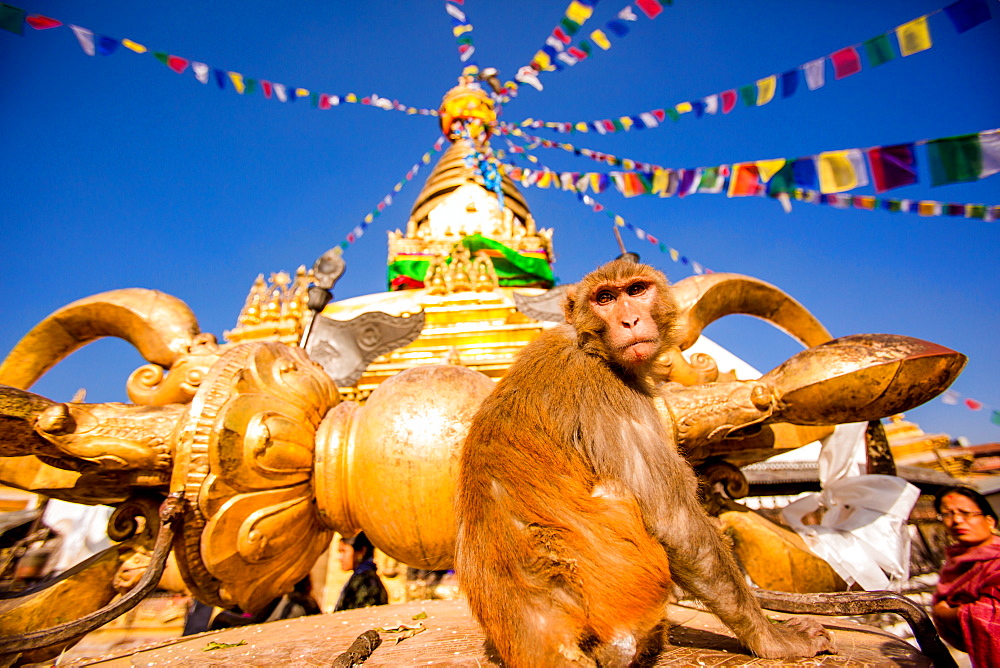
331 629 382 667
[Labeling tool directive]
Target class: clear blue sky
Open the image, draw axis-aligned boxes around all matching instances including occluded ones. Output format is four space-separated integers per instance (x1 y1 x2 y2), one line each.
2 1 998 444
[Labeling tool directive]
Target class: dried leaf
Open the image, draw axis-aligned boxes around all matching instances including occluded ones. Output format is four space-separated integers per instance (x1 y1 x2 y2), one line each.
394 626 427 644
375 622 424 633
412 611 427 620
203 640 247 651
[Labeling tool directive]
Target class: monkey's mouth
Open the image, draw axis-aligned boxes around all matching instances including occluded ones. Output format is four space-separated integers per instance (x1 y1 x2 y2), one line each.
620 338 659 359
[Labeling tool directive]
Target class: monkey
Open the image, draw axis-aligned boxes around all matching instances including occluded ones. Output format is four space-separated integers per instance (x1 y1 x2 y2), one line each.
456 258 833 667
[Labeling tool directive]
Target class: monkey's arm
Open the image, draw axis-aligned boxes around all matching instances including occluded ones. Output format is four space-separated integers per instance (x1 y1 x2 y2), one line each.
646 446 833 659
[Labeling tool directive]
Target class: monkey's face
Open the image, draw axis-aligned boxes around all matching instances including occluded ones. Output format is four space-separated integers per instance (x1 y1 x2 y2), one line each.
587 276 664 367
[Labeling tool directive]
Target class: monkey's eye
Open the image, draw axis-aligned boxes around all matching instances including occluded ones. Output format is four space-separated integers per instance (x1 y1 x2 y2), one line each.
595 291 615 305
626 282 647 297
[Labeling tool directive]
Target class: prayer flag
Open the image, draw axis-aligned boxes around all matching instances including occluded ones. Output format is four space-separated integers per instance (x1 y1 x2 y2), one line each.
121 38 146 53
979 130 1000 178
728 163 761 197
590 29 611 49
945 0 991 33
274 83 288 102
619 6 638 21
896 16 932 56
675 101 692 114
991 410 1000 426
567 0 595 24
817 149 868 193
703 94 719 114
739 85 756 107
792 158 819 190
965 398 983 411
445 3 466 21
26 14 61 30
863 34 896 67
927 133 982 185
560 17 581 35
0 3 25 35
918 200 940 216
636 0 664 19
261 80 272 98
167 55 189 74
756 75 776 105
606 19 629 37
553 27 571 44
803 58 826 90
192 62 209 84
780 70 799 98
639 112 659 127
228 71 246 94
214 68 227 89
830 46 861 79
866 143 918 193
755 158 786 183
720 90 737 114
698 166 728 193
678 168 701 197
96 36 119 56
766 161 795 195
70 25 95 55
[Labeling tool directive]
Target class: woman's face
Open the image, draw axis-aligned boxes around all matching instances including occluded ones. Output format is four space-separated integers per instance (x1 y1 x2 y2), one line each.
338 541 357 572
940 492 996 547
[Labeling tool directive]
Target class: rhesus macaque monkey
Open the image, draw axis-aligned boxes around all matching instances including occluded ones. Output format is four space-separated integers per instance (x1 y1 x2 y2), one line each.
456 258 832 667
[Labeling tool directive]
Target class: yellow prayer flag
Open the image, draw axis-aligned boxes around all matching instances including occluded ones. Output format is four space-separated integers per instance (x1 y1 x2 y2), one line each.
537 172 552 188
590 29 611 50
675 101 693 114
918 200 937 216
896 16 932 57
817 151 859 193
619 117 633 130
296 88 310 98
393 183 403 192
669 248 679 262
855 196 876 210
121 38 146 53
589 173 602 191
228 72 246 94
422 154 431 164
755 158 786 183
756 75 776 105
453 24 473 37
363 214 374 223
566 0 594 24
614 215 625 227
533 51 552 71
575 122 589 132
651 169 669 195
344 92 357 102
622 159 636 170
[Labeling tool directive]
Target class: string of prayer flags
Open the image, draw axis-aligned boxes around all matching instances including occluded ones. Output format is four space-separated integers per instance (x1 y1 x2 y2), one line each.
521 0 671 84
939 390 1000 429
336 137 447 253
789 188 998 221
927 131 1000 186
445 1 479 76
521 0 992 135
0 6 439 116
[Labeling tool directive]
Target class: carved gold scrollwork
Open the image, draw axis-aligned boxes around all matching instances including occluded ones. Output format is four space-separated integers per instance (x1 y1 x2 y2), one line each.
172 341 339 612
126 333 223 406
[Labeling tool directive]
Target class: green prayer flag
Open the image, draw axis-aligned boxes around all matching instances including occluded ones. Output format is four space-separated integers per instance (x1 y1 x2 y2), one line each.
310 92 319 108
863 34 896 67
612 119 625 132
967 204 986 219
739 85 757 107
244 78 257 95
927 134 982 186
0 3 25 35
664 107 680 122
991 410 1000 426
152 52 170 66
560 18 581 35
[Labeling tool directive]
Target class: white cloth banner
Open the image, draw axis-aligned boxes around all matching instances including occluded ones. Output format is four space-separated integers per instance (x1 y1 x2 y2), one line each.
782 422 919 591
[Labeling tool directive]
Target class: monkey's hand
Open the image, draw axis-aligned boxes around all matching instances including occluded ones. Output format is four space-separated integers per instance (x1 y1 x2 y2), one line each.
750 616 834 659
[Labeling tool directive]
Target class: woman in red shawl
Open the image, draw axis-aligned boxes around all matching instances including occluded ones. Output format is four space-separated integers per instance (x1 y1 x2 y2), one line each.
932 486 1000 667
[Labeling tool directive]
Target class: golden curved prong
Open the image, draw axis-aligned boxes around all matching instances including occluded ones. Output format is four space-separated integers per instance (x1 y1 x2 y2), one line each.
0 289 202 390
671 273 832 351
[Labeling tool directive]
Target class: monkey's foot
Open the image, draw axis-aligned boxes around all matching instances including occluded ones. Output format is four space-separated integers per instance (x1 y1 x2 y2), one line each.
754 616 835 659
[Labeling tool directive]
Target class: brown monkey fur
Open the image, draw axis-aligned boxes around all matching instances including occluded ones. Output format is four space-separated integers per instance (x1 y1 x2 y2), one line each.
456 259 832 667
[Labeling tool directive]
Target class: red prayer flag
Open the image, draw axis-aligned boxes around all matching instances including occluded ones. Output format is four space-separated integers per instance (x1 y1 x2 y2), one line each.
831 46 861 79
261 80 273 98
965 398 983 410
568 46 587 59
26 14 61 29
720 90 737 114
167 56 189 74
553 27 571 44
866 143 918 193
651 109 666 122
319 94 332 110
635 0 664 19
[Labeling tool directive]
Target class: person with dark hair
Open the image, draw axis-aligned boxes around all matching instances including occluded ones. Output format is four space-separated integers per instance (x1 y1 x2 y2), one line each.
334 531 388 612
931 486 1000 667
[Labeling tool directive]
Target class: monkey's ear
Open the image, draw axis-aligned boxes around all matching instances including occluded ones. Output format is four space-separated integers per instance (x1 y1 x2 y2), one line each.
562 285 577 324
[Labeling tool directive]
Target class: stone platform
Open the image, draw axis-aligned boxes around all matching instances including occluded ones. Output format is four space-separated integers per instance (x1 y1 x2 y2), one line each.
65 598 929 667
